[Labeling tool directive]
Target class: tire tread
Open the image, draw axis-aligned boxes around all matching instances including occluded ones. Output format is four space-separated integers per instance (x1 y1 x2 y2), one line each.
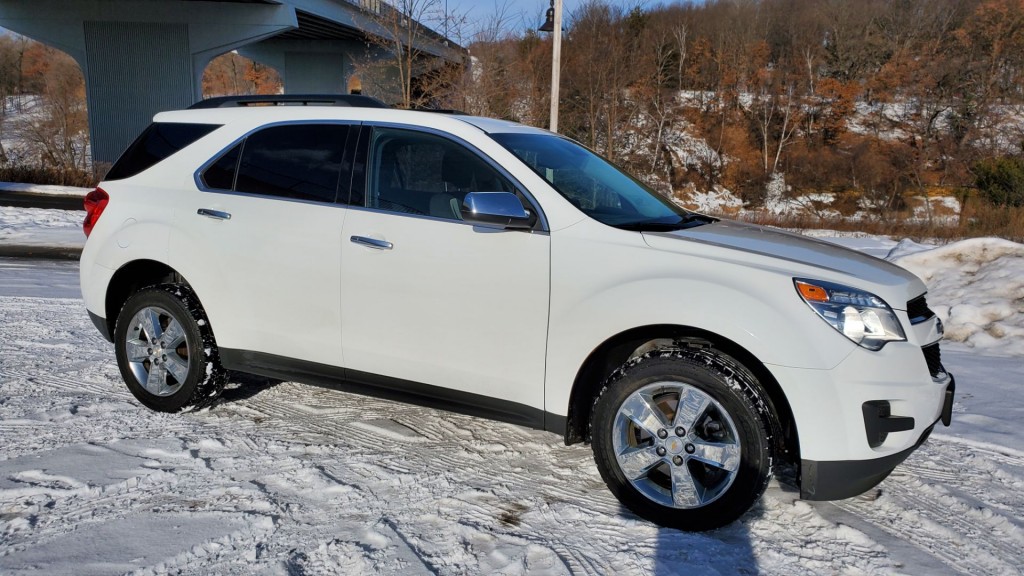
590 345 774 530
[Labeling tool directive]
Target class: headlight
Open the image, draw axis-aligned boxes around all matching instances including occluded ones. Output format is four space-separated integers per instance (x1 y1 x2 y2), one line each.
794 278 906 350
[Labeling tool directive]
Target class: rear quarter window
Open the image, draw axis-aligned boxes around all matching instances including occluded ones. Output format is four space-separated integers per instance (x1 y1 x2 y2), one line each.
105 122 221 181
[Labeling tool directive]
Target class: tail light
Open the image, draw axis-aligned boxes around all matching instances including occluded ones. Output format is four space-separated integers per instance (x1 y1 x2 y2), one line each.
83 187 109 237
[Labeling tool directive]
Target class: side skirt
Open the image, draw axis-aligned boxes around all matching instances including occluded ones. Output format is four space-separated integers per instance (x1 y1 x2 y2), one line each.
219 348 567 436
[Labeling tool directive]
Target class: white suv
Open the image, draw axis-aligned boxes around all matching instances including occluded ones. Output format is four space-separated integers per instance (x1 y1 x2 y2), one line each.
80 95 954 531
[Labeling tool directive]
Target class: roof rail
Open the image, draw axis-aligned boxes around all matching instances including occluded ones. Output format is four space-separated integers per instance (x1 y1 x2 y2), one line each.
189 94 389 109
412 107 467 115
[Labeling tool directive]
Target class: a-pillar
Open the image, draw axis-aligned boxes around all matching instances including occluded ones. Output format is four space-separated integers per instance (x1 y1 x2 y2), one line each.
0 0 297 165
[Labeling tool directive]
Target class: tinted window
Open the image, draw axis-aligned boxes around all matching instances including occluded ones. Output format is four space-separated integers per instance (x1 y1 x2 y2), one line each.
234 124 349 203
202 144 240 190
492 132 689 228
106 122 220 181
367 128 513 220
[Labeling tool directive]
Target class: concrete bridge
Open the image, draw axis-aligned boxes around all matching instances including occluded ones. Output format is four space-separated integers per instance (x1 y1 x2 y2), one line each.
0 0 463 165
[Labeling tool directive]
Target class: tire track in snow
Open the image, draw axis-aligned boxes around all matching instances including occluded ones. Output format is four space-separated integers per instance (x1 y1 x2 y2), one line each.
229 383 617 574
897 438 1024 523
834 441 1024 575
224 377 895 575
4 368 128 399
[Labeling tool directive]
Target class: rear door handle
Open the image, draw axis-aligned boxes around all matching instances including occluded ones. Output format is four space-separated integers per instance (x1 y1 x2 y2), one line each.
350 235 393 250
197 208 231 220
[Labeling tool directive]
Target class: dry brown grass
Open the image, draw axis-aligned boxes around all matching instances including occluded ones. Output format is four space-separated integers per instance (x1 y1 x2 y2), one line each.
724 202 1024 244
0 165 95 188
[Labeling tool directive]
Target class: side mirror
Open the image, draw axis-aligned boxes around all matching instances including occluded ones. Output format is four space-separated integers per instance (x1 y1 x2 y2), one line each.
460 192 534 230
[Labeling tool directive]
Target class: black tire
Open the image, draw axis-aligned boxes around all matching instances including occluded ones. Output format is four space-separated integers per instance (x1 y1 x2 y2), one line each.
591 348 773 531
113 284 225 412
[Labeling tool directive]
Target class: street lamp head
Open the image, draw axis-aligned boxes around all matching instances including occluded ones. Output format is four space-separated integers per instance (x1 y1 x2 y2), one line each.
539 1 555 32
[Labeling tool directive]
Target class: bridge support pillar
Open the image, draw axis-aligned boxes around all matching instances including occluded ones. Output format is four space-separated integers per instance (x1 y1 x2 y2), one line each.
0 0 296 165
240 38 376 95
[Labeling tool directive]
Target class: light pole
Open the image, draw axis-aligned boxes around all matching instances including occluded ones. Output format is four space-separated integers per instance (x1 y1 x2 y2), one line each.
539 0 562 133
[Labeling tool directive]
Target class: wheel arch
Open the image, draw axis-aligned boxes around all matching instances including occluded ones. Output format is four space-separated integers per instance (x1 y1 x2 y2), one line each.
563 324 799 466
104 259 193 337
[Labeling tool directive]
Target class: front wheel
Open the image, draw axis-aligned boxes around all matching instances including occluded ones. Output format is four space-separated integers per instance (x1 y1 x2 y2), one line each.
591 348 772 531
113 284 225 412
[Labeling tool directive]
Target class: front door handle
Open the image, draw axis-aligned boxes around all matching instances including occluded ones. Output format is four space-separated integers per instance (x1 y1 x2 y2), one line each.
197 208 231 220
350 235 393 250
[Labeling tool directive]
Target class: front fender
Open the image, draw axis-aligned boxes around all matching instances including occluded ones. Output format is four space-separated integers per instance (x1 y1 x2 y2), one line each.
544 220 855 416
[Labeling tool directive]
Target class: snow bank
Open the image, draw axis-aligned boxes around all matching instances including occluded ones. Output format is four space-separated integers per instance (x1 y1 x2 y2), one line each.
0 182 90 197
676 185 743 213
891 237 1024 356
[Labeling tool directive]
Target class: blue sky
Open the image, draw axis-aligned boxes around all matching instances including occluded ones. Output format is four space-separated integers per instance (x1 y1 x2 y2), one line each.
437 0 654 41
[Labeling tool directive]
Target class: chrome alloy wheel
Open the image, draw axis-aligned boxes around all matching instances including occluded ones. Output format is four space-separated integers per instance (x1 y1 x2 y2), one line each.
123 306 191 397
612 381 741 509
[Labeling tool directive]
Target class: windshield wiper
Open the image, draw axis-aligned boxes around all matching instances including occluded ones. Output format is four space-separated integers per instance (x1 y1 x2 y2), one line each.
615 213 715 232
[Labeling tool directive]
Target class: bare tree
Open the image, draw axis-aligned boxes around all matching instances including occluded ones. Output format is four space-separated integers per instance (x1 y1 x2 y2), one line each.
673 24 688 89
15 46 89 171
202 52 281 97
0 36 19 163
355 0 467 109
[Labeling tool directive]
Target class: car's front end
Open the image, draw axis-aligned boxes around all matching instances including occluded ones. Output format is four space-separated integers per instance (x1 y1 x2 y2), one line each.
773 284 953 499
643 220 954 499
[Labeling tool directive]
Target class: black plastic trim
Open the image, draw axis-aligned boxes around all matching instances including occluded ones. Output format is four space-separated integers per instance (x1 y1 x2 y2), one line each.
89 310 112 342
189 94 388 109
800 423 936 500
218 348 566 436
906 293 935 325
941 375 956 427
862 400 915 448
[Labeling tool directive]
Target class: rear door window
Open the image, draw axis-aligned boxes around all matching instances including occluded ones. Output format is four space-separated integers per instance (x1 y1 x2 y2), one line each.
105 122 220 181
201 124 351 204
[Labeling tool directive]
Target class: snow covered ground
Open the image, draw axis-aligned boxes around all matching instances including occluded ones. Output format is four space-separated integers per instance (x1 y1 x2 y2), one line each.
1 210 1023 574
0 206 85 251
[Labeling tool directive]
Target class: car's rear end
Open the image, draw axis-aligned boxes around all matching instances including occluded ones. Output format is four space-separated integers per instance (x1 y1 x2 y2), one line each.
80 120 224 340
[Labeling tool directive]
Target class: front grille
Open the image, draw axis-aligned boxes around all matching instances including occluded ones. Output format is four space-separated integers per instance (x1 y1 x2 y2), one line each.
907 294 935 325
921 343 945 378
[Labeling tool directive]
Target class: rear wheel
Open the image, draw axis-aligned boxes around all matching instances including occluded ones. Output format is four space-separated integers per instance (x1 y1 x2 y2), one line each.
591 348 772 531
114 285 224 412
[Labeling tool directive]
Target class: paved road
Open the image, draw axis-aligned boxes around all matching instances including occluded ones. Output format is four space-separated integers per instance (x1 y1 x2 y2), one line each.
0 190 83 210
0 245 82 260
0 257 80 298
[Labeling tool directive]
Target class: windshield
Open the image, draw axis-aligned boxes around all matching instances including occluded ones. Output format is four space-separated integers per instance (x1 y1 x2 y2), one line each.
490 132 709 230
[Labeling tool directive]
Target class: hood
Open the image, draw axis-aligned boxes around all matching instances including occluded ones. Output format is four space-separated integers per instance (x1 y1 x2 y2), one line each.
642 220 926 309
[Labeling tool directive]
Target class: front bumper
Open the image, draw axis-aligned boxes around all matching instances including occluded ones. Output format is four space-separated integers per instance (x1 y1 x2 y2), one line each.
800 375 953 500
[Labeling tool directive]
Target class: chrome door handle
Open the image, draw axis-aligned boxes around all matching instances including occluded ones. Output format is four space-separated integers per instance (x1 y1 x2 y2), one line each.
197 208 231 220
350 235 393 250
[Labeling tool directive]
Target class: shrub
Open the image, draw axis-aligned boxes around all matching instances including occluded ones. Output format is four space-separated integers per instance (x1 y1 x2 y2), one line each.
0 164 95 187
974 156 1024 207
